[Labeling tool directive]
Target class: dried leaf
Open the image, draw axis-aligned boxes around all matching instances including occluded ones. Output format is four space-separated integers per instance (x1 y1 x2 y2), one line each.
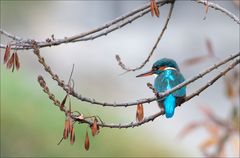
84 131 90 151
206 123 219 136
14 52 20 70
153 0 160 17
70 127 75 145
150 0 155 17
224 77 235 99
91 118 99 137
199 106 214 118
200 137 217 150
205 0 209 14
63 119 70 139
4 44 11 64
183 56 209 66
7 53 15 70
205 38 214 57
136 103 144 122
178 122 202 139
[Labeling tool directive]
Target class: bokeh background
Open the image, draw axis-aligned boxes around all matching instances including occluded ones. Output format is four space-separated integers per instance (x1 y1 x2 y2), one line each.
1 0 239 157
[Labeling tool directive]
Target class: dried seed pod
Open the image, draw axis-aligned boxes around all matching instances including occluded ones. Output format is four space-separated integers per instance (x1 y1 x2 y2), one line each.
14 52 20 70
84 131 90 151
150 0 154 16
4 44 11 64
91 118 99 137
63 119 70 139
7 53 15 70
136 103 144 122
153 0 160 17
70 127 75 145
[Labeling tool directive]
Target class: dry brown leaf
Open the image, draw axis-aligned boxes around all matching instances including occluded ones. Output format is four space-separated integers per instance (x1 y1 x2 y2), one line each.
205 0 209 14
4 44 11 64
205 38 214 57
84 131 90 151
200 137 218 150
14 52 20 70
70 127 75 145
63 119 70 139
136 103 144 122
91 118 99 137
7 53 15 70
178 122 202 139
153 0 160 17
224 77 235 99
150 0 154 17
183 55 208 66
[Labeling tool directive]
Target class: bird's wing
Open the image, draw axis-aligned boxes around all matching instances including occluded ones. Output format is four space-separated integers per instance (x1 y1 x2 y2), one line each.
154 70 186 97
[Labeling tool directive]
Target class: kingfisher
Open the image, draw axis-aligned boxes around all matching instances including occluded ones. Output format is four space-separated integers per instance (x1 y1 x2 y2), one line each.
136 58 186 118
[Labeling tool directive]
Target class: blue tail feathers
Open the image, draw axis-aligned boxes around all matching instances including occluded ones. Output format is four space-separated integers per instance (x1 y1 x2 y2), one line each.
164 94 176 118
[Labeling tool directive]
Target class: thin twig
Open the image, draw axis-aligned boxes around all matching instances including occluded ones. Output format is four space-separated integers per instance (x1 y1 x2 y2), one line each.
0 29 22 41
115 2 175 72
38 58 239 129
195 0 240 24
32 42 240 107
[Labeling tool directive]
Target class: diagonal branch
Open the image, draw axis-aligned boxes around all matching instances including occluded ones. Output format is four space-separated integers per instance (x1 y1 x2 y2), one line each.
195 0 240 24
31 41 240 107
115 2 175 72
38 58 239 129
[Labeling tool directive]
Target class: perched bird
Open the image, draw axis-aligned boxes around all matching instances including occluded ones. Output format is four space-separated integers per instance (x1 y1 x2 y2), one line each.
136 58 186 118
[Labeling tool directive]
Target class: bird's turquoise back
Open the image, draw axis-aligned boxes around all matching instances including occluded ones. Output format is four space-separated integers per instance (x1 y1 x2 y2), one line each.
154 69 186 118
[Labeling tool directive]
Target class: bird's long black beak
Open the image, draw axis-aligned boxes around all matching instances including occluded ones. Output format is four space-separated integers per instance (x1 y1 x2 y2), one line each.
136 70 154 77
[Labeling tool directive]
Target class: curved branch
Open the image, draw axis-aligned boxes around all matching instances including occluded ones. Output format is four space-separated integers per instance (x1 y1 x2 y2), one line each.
195 0 240 24
32 42 240 107
115 2 175 72
38 58 239 129
0 0 173 50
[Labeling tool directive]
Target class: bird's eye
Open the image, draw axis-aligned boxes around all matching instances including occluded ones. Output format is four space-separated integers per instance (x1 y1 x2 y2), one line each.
152 67 158 71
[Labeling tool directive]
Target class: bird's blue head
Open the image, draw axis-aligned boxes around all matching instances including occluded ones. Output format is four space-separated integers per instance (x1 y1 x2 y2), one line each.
136 58 180 77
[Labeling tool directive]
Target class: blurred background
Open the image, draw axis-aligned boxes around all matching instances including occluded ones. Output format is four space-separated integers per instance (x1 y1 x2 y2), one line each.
1 0 239 157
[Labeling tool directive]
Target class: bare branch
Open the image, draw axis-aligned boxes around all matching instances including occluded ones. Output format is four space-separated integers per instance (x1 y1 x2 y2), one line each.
0 29 22 41
115 2 175 72
196 0 240 24
38 58 239 129
0 0 173 50
32 42 240 107
185 58 240 102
